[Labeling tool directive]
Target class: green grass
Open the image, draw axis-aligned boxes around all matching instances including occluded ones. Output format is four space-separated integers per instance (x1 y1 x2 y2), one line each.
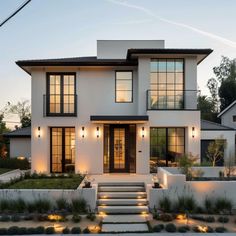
7 176 83 189
0 168 12 175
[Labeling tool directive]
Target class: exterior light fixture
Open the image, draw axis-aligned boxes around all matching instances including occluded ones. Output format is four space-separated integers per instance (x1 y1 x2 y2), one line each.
38 126 41 138
81 127 85 138
141 127 145 138
96 127 100 138
192 127 195 138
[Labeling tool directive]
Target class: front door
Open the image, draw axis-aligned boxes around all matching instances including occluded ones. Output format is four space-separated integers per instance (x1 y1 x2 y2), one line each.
110 125 129 172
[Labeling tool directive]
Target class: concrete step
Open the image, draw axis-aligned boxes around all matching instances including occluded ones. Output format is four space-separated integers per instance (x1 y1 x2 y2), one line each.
98 198 147 206
102 214 147 223
98 205 149 214
98 182 144 187
98 191 147 199
98 186 145 192
101 223 149 233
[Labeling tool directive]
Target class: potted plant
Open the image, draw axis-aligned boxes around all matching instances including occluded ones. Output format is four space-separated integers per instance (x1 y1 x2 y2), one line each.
152 174 161 188
83 175 94 188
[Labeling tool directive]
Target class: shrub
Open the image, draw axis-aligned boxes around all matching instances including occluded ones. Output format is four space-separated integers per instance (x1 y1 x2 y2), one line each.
215 226 227 233
13 198 26 213
45 227 55 234
204 196 214 214
23 214 34 221
27 202 36 213
35 226 45 234
62 227 70 234
165 223 177 232
34 199 52 213
0 228 7 235
86 213 96 221
178 225 190 233
160 213 173 222
152 224 164 232
72 214 82 223
26 227 36 234
18 227 27 235
0 199 10 212
36 214 48 221
71 198 87 213
174 195 197 213
71 227 81 234
11 215 21 222
205 216 215 223
7 226 19 235
83 227 91 234
0 215 10 222
218 216 229 223
56 197 69 210
0 157 30 170
215 197 233 214
159 196 172 212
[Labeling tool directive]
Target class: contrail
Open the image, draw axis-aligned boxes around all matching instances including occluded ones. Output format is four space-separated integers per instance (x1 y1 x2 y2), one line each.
107 0 236 49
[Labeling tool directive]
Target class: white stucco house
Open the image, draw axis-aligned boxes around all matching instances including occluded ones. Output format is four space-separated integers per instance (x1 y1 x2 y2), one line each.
14 40 235 174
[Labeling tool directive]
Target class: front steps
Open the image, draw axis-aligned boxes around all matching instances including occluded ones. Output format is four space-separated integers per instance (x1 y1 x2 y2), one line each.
97 182 149 233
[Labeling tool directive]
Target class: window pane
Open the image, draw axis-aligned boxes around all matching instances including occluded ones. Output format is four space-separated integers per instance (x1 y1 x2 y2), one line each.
158 59 166 72
176 73 183 84
158 73 166 84
175 60 183 72
116 80 132 90
167 60 175 72
150 60 158 72
116 91 132 102
167 73 175 84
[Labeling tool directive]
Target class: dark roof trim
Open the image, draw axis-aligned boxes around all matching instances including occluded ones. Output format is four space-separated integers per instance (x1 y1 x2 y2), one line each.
3 127 31 138
127 48 213 64
201 119 235 131
90 115 149 121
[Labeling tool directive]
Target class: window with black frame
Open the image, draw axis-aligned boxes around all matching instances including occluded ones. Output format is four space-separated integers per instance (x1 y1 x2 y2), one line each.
47 73 76 116
150 127 185 172
150 59 184 109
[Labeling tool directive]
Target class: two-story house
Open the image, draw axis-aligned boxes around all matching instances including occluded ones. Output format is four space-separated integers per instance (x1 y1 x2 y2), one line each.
16 40 213 174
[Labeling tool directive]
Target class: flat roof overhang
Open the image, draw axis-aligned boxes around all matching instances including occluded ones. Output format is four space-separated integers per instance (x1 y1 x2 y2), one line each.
90 115 149 124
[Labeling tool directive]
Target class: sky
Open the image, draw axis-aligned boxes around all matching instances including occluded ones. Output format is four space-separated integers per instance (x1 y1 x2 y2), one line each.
0 0 236 127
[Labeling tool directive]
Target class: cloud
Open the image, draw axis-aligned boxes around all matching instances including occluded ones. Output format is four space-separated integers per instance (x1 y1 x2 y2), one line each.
107 0 236 49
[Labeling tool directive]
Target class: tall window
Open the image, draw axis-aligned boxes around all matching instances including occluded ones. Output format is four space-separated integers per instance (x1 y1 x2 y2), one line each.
115 71 133 103
51 127 75 173
47 73 76 116
150 127 185 172
150 59 184 109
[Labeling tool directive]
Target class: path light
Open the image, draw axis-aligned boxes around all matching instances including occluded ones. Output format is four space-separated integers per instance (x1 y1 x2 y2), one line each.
192 127 195 138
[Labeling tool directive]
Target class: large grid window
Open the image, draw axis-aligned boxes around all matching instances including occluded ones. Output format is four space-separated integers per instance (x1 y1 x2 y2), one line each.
51 127 75 173
115 71 133 103
47 73 76 116
150 127 185 172
150 59 184 109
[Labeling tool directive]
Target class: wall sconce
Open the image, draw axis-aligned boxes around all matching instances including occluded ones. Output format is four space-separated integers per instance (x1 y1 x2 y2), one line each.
142 127 145 138
81 127 85 138
192 127 195 138
96 127 100 138
37 126 41 138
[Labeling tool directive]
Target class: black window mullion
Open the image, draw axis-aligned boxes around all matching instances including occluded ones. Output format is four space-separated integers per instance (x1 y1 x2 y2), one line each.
62 128 65 173
60 75 64 114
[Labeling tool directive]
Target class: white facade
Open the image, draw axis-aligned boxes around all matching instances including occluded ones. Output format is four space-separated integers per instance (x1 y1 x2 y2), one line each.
17 40 213 174
218 101 236 129
9 138 31 159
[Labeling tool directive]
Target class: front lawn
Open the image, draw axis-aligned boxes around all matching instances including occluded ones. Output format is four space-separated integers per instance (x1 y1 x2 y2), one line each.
0 168 12 175
7 175 83 189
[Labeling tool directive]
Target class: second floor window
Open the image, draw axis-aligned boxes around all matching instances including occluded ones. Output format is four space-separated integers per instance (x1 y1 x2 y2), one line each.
47 73 76 116
115 71 133 103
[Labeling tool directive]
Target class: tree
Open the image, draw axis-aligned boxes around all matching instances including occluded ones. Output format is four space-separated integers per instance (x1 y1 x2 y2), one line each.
224 155 236 179
207 78 218 112
0 113 10 159
206 137 226 167
7 100 31 128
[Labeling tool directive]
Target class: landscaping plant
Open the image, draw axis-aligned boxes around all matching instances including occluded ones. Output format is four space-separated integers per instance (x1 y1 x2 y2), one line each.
159 195 172 212
71 227 81 234
71 198 87 213
165 223 177 232
152 224 164 232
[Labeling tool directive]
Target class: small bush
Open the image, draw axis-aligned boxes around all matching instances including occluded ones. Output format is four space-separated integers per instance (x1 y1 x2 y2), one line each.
0 215 10 222
23 214 34 221
204 196 214 214
0 228 7 235
11 215 21 222
71 198 87 213
83 227 91 234
178 225 190 233
45 227 55 234
0 157 30 170
36 214 48 221
34 199 52 213
56 197 69 210
159 196 172 212
71 227 81 234
215 226 227 233
27 227 36 234
13 198 26 213
205 216 215 223
35 226 45 234
174 195 197 213
160 213 173 222
152 224 164 232
215 197 233 214
18 227 27 235
0 199 10 212
7 226 19 235
86 213 96 221
62 227 70 234
165 223 177 232
218 216 229 223
72 214 82 223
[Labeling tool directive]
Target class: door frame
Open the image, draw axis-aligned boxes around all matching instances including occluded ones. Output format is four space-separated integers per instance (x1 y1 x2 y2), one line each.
109 124 130 173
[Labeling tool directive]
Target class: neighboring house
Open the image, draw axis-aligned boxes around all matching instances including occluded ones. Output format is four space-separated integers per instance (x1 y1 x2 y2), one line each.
15 40 216 174
218 100 236 130
3 126 31 159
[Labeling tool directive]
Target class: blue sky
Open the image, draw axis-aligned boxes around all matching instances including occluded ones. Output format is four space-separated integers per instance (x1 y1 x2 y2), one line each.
0 0 236 125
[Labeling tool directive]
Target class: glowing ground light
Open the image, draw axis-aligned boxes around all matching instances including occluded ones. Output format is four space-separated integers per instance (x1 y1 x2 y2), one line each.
197 225 208 233
88 225 101 233
99 212 107 216
176 214 187 220
47 214 63 221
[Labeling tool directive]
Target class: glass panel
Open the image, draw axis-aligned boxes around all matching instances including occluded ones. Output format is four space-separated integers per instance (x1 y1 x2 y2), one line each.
150 73 157 84
116 80 132 90
167 73 175 84
176 73 183 84
150 60 158 72
64 128 75 173
167 60 175 72
116 72 132 102
158 59 166 72
116 91 132 102
104 125 110 173
158 73 166 84
114 128 125 169
175 59 184 72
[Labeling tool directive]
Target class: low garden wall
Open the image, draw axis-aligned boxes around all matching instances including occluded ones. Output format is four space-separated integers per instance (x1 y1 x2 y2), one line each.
149 167 236 209
0 187 97 210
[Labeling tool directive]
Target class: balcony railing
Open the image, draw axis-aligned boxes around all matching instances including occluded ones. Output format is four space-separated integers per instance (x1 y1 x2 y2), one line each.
146 89 197 110
43 94 77 117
